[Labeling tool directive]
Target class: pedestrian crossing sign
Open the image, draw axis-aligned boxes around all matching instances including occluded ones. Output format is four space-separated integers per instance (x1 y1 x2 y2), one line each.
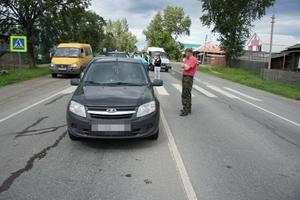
10 36 27 52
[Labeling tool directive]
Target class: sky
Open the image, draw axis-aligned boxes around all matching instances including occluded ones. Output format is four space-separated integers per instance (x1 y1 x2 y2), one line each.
91 0 300 50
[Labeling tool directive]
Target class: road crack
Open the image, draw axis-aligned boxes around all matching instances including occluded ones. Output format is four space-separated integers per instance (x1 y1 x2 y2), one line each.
15 125 66 138
12 115 67 139
0 131 67 194
14 116 48 138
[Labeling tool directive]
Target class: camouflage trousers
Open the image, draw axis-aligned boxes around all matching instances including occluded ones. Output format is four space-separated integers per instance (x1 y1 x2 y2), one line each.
181 75 194 113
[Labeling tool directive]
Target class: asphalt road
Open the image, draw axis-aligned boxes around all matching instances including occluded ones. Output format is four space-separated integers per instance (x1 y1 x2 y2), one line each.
0 64 299 200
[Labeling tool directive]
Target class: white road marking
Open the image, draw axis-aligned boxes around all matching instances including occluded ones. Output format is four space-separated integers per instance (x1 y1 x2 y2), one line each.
172 83 195 97
193 77 210 86
61 86 76 94
161 109 198 200
193 85 217 98
224 87 261 101
172 66 300 127
207 85 239 99
155 86 169 96
171 68 210 86
238 98 300 128
0 86 75 124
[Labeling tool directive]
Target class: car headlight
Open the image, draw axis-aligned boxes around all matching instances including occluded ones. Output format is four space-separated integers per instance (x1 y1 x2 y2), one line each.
50 63 56 67
70 63 77 68
136 101 156 118
69 100 86 117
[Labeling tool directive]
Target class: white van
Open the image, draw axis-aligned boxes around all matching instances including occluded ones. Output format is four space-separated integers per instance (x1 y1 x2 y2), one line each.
147 47 171 72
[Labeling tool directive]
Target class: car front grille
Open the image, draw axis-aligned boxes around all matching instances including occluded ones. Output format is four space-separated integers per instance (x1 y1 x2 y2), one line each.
56 64 69 68
89 113 133 119
87 106 136 119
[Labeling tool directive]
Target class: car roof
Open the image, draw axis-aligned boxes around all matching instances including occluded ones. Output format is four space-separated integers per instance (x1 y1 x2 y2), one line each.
57 43 91 48
107 51 127 54
147 47 165 53
93 57 141 64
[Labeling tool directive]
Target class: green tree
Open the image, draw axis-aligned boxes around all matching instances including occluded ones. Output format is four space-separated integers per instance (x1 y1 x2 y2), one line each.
40 10 105 56
100 33 117 53
200 0 275 66
143 7 191 60
0 0 90 67
105 18 137 52
163 6 191 39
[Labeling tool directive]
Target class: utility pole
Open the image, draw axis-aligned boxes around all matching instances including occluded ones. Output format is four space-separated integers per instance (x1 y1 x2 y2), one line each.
202 34 207 64
268 15 275 70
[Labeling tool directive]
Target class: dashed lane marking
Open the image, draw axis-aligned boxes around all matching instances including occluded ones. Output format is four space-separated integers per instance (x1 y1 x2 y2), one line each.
172 84 195 97
155 86 169 96
193 77 210 86
193 85 217 98
224 87 261 101
206 85 239 99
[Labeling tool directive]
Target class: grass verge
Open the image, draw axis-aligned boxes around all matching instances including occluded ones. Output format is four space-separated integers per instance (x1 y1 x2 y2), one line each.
0 67 49 87
198 65 300 100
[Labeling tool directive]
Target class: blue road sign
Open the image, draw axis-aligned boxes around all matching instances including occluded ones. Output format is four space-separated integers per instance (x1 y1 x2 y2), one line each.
10 36 27 52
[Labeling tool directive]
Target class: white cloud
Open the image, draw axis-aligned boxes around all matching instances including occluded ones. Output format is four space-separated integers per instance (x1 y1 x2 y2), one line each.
90 0 300 50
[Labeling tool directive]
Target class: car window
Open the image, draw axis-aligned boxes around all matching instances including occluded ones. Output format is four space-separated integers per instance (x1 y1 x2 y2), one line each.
107 52 128 58
85 47 92 56
84 62 148 85
54 47 80 57
150 51 167 58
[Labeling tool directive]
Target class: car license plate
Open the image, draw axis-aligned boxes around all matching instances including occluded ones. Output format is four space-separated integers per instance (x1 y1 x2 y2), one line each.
91 124 131 132
58 67 67 71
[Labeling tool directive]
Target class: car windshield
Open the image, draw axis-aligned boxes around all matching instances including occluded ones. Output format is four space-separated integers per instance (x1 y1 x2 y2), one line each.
107 52 128 58
83 61 148 86
54 47 80 57
150 51 167 58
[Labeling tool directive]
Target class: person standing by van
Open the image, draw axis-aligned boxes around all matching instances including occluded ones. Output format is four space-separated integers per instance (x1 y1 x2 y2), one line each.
135 52 149 71
143 51 150 64
154 53 161 79
180 48 197 116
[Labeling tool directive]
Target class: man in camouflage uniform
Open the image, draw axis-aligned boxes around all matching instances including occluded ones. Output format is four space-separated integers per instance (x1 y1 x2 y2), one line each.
181 48 198 116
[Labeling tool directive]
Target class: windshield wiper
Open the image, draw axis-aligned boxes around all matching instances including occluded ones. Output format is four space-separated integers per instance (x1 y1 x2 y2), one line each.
84 81 103 85
84 81 146 86
103 82 146 86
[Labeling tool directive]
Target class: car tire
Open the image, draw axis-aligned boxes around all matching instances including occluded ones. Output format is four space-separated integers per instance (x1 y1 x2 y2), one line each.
165 69 169 72
68 131 80 141
148 130 159 140
52 73 58 78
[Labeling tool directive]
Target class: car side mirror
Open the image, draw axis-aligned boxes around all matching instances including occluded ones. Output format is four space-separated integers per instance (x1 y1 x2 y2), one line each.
152 79 163 87
70 79 80 86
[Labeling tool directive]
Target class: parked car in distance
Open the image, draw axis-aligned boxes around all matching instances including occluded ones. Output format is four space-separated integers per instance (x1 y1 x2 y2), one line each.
50 43 93 78
107 51 129 58
147 47 171 72
67 57 163 140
